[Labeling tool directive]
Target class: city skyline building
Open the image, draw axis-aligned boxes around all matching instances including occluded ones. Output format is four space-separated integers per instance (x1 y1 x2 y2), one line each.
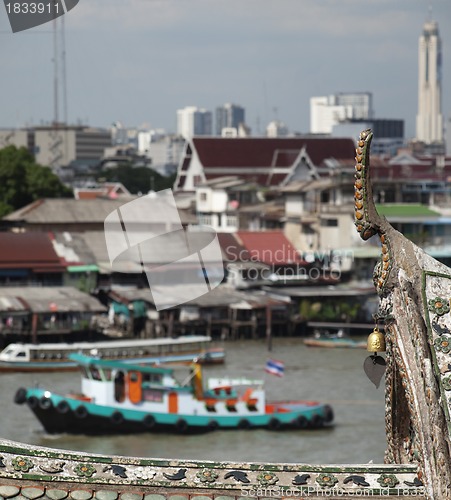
215 103 245 136
0 125 111 170
310 92 373 134
332 119 404 156
416 19 443 145
266 120 289 137
176 106 212 139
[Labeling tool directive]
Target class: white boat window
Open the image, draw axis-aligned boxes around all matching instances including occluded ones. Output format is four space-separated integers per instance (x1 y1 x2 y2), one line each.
143 388 163 402
142 373 163 385
16 351 26 358
89 366 102 381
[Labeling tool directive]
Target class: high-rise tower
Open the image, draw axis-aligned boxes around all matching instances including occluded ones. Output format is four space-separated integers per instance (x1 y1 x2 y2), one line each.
416 20 443 144
215 103 245 136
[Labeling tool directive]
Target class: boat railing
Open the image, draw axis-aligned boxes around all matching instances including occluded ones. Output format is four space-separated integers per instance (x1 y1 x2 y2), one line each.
203 387 238 399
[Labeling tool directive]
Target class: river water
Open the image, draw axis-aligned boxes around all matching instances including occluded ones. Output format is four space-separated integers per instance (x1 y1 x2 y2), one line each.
1 338 387 464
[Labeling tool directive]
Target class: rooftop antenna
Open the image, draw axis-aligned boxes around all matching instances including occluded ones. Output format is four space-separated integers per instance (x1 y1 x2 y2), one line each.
50 17 64 170
61 15 68 125
53 18 59 126
61 14 69 165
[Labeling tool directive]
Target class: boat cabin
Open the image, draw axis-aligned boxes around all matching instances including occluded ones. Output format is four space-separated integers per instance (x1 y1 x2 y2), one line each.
69 354 266 417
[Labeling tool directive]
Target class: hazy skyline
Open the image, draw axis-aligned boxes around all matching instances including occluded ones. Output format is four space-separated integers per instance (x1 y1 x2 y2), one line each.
1 0 450 140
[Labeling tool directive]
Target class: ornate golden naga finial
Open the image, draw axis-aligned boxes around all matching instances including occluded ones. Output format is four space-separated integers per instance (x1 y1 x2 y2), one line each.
354 129 392 295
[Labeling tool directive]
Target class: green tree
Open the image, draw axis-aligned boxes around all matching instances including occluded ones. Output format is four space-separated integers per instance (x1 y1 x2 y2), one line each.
98 163 176 194
0 145 72 217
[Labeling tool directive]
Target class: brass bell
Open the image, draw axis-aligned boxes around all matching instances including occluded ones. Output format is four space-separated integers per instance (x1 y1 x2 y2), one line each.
367 326 386 353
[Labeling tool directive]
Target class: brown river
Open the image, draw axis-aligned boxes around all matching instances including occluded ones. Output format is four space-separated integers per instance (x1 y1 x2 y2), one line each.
1 338 386 464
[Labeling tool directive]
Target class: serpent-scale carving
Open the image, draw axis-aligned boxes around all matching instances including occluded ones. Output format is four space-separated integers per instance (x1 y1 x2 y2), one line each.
355 129 451 499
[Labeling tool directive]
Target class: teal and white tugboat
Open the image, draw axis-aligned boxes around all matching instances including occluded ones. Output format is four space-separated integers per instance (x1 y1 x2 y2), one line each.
15 353 333 434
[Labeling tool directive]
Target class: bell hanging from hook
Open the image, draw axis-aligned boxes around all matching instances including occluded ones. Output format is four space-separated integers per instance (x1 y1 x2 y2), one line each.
364 324 386 388
367 325 386 353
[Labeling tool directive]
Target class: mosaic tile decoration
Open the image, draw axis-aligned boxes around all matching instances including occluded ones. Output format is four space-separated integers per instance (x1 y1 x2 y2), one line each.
422 270 451 440
0 438 424 498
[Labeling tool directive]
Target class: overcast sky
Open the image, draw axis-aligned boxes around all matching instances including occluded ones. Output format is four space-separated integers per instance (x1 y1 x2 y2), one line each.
1 0 450 139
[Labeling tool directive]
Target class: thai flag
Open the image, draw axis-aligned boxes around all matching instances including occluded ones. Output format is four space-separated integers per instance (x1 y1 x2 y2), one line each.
265 358 285 377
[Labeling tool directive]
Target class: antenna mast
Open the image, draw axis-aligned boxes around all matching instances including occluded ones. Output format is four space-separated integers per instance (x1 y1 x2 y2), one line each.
53 18 59 126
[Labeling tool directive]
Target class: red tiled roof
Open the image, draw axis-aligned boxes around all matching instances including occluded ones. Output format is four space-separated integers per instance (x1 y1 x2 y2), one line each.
185 137 355 188
216 232 252 262
192 137 355 168
76 191 102 200
74 182 130 200
0 232 65 272
235 230 305 265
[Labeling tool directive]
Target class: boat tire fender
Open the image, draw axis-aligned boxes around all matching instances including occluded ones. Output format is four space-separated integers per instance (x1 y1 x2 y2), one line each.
175 419 188 433
111 411 124 425
310 414 324 428
323 405 334 423
39 396 53 410
14 388 27 405
27 395 39 409
143 415 156 429
296 416 308 429
237 419 250 430
74 405 88 419
56 400 71 414
268 417 281 430
207 420 219 431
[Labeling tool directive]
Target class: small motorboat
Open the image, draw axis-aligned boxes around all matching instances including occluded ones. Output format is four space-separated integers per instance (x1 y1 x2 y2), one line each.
15 353 333 434
303 329 366 348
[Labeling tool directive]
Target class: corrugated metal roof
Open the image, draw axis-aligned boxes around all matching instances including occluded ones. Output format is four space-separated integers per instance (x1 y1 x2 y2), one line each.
52 232 97 265
0 286 106 313
4 198 195 225
4 198 134 223
281 178 336 193
110 284 288 309
263 283 376 298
